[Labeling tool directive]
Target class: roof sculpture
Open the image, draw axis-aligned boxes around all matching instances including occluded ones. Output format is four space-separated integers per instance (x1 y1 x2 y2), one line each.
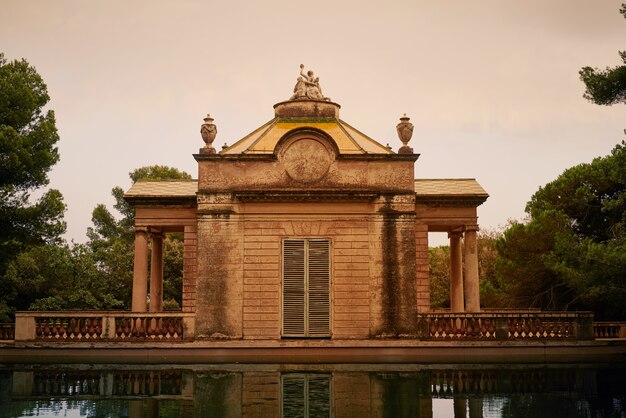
290 64 330 101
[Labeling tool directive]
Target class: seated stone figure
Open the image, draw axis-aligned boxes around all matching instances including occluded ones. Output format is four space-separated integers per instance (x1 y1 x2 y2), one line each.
290 64 329 101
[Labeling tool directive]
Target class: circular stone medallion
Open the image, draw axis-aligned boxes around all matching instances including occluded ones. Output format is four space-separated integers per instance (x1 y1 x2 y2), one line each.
283 139 333 183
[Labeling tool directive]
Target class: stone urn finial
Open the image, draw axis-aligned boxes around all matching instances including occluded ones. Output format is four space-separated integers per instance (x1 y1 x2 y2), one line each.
200 114 217 154
396 113 414 154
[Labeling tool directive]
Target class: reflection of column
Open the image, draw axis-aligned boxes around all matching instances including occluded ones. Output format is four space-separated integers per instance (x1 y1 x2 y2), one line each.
464 226 480 312
132 227 149 312
147 399 159 418
449 231 464 312
469 398 483 418
150 233 164 312
453 398 467 418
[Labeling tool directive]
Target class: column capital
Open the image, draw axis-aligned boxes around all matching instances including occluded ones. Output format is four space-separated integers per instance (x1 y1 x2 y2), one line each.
464 224 479 233
448 230 463 239
134 226 149 234
149 230 164 239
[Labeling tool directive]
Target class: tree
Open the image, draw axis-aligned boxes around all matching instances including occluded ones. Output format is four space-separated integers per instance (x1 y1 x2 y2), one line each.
87 165 192 309
0 53 66 320
0 54 66 270
579 4 626 105
496 142 626 319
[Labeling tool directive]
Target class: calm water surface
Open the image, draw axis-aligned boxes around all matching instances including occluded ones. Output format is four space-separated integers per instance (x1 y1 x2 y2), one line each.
0 363 624 417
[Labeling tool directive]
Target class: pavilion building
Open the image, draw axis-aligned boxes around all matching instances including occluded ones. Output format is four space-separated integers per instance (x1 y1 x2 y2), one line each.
124 70 488 340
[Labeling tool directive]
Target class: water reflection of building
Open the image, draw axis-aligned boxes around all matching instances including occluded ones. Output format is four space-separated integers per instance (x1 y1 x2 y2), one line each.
6 365 623 418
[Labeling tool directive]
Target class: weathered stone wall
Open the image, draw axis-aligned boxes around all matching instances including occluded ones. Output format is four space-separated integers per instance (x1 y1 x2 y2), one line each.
369 195 418 337
195 194 244 339
240 216 372 340
197 158 416 193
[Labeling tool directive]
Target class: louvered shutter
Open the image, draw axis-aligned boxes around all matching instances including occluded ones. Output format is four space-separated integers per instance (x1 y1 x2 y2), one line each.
282 239 330 338
307 240 330 337
283 240 306 336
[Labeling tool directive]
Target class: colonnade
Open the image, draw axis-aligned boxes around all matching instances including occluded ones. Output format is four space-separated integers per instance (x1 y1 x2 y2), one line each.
131 227 164 312
448 225 480 312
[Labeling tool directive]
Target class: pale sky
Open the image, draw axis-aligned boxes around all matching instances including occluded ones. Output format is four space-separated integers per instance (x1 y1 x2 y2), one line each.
2 0 625 246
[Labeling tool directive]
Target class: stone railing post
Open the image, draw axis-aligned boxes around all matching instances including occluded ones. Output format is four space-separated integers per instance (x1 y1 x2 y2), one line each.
14 314 36 341
102 316 116 339
573 314 594 340
495 317 509 340
416 315 429 340
183 315 195 340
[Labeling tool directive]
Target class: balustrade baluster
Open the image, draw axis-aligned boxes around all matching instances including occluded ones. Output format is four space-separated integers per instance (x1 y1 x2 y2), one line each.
94 318 102 338
175 318 183 339
131 318 139 338
168 318 175 338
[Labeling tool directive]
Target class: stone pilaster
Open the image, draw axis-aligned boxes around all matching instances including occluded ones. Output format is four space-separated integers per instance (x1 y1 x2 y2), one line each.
195 193 243 338
370 194 418 337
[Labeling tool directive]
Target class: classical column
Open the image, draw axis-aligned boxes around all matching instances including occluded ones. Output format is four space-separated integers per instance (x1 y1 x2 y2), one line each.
131 227 149 312
449 231 464 312
464 225 480 312
150 232 164 312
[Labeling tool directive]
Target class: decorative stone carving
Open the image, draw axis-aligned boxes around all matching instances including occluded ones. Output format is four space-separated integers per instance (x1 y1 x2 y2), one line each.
289 64 330 102
200 114 217 154
396 114 414 154
282 139 333 183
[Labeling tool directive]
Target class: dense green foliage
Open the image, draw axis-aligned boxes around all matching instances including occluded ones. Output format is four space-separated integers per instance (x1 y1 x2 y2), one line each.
0 164 190 321
0 54 66 320
494 142 626 319
579 4 626 105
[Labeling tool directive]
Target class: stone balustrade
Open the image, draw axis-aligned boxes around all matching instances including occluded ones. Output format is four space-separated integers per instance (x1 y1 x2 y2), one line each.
6 311 607 342
13 311 195 342
593 321 626 339
417 311 594 340
0 323 15 340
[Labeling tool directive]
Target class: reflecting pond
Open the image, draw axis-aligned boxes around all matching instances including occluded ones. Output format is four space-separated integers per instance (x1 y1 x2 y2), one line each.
0 363 625 417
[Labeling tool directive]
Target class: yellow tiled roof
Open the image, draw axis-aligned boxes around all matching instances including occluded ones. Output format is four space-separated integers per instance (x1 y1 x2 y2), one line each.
414 179 488 197
221 118 393 155
124 180 198 198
